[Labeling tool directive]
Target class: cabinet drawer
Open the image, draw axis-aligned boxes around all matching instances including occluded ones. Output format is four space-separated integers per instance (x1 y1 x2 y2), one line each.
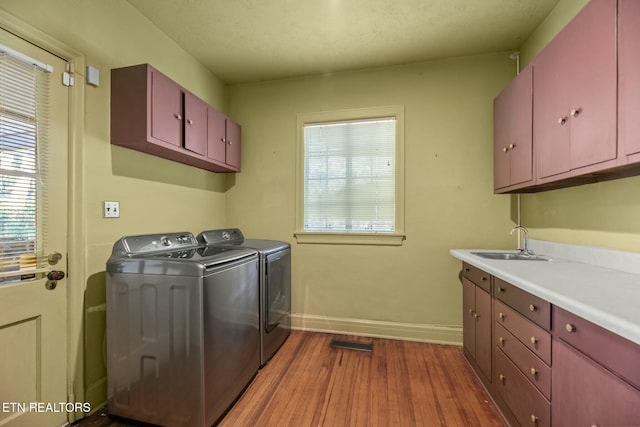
554 306 640 390
462 263 491 293
495 349 550 427
495 300 551 365
495 323 551 399
494 278 550 330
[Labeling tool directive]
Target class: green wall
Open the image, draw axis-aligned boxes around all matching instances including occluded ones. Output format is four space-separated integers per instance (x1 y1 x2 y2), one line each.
1 0 229 411
226 53 517 342
519 0 640 252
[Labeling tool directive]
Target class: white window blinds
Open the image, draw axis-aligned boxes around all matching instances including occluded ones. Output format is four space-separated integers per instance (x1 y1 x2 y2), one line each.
0 49 51 282
303 118 396 232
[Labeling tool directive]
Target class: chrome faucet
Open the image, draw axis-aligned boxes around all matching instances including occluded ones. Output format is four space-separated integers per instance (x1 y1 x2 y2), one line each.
510 225 533 255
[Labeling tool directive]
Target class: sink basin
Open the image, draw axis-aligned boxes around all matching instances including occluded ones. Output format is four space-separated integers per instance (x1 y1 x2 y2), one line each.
471 252 552 261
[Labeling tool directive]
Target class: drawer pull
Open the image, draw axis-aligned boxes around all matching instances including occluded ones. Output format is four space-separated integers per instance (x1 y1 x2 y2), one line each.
530 414 538 424
499 337 505 346
499 374 506 382
565 323 576 333
530 336 537 345
530 367 537 377
499 312 505 320
464 268 470 272
497 287 504 293
529 304 537 312
481 276 487 281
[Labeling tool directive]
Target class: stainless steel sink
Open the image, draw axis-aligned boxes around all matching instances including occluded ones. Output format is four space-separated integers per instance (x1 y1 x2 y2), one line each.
471 252 552 261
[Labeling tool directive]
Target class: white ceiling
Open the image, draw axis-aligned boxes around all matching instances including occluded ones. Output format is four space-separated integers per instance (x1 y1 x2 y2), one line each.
127 0 559 84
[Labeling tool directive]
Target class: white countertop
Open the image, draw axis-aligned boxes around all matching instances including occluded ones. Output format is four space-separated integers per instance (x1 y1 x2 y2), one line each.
450 245 640 346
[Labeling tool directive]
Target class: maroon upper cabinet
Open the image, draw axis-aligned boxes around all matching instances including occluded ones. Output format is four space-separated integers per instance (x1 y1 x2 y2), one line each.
150 68 183 148
534 0 617 181
493 65 533 193
183 92 208 156
619 0 640 159
207 107 241 172
111 64 241 173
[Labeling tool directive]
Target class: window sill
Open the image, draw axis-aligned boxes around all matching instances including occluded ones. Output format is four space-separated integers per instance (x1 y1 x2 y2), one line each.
294 232 406 246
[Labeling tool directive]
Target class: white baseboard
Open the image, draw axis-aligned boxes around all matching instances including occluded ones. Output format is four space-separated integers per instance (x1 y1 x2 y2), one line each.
291 313 462 346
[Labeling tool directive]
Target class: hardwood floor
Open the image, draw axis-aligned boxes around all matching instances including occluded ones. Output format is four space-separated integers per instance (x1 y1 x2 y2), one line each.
77 331 505 427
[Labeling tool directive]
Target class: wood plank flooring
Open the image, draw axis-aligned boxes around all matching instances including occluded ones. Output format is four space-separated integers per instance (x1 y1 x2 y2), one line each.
76 331 505 427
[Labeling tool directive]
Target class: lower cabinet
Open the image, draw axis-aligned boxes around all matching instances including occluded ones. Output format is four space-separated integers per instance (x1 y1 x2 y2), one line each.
462 263 492 390
459 262 640 427
553 340 640 426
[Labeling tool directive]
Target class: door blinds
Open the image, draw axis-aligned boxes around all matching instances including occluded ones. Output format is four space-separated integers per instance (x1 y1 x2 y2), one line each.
0 47 51 282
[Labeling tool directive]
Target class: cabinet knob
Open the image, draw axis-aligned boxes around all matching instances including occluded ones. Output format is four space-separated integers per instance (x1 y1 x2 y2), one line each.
497 287 504 293
187 119 193 125
509 143 515 149
480 276 487 281
565 323 576 333
530 414 538 424
558 116 567 125
499 374 506 382
221 137 226 143
499 312 505 320
503 147 508 153
499 337 505 346
473 313 479 319
468 309 474 315
228 140 233 145
570 107 582 117
530 367 537 377
175 113 182 120
529 304 537 312
530 336 537 345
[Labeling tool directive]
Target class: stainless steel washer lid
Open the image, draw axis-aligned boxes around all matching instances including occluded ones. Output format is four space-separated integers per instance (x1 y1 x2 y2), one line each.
107 232 257 276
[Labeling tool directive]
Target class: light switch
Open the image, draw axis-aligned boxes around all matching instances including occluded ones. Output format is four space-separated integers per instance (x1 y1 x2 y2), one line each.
87 65 100 87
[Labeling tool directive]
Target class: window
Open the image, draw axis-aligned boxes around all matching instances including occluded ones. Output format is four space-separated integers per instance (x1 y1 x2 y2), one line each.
0 47 51 283
295 106 405 245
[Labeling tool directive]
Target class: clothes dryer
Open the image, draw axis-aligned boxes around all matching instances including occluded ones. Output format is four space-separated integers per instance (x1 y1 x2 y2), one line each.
197 228 291 366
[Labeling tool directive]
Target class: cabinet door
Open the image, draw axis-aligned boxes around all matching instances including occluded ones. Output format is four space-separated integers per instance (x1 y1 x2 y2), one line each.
619 0 640 157
565 0 617 170
535 0 616 178
553 340 640 427
534 32 571 179
508 66 533 187
225 118 241 169
184 92 207 156
150 69 183 148
493 66 533 191
462 278 476 359
493 84 512 190
207 106 227 163
475 286 492 381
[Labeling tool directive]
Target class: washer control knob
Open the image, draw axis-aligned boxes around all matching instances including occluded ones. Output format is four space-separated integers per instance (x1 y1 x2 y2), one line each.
161 236 171 246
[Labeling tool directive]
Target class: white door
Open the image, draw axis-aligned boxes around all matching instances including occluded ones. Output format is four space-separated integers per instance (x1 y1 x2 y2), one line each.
0 28 69 427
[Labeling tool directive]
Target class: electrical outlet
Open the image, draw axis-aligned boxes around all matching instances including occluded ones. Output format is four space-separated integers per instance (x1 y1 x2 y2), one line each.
103 201 120 218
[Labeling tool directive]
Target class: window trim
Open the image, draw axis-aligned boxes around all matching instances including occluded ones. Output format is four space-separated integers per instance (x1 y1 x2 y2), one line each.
295 105 405 246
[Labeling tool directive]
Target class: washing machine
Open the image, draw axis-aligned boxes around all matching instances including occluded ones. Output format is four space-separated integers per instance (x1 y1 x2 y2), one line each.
106 232 259 426
197 228 291 366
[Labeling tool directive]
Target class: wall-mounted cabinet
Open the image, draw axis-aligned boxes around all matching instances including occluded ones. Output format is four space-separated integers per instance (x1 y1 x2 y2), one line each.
111 64 241 173
534 0 617 182
207 106 241 170
619 0 640 160
493 65 534 193
493 0 640 193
